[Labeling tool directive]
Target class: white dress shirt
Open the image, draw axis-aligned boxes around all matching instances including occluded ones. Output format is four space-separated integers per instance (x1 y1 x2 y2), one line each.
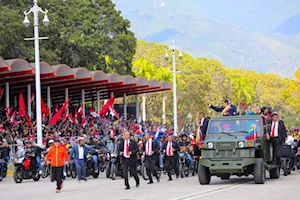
270 121 279 138
123 140 130 158
78 145 84 159
200 118 204 126
146 138 152 156
286 136 294 145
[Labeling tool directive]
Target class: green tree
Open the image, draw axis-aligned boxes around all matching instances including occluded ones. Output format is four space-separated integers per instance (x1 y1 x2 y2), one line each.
0 0 136 74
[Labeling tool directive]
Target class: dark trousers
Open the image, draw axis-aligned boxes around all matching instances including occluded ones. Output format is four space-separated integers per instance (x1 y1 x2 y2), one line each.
52 166 63 190
268 137 280 165
123 158 139 187
30 157 37 171
75 159 86 180
164 156 178 179
145 156 158 181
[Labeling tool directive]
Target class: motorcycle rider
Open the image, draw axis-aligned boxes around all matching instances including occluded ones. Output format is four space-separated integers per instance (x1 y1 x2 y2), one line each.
0 141 10 166
178 133 193 169
33 142 44 175
70 137 97 181
24 140 37 171
0 141 8 175
86 136 101 173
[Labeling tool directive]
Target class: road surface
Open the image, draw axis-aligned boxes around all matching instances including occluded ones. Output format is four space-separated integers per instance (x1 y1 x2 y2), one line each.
1 170 298 200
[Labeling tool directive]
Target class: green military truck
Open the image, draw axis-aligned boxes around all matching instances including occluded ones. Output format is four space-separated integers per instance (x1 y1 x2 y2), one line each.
198 116 280 184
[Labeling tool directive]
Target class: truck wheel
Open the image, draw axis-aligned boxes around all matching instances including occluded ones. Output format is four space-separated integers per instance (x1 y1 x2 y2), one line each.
220 174 231 180
106 163 111 178
254 158 265 184
198 165 211 185
270 166 280 179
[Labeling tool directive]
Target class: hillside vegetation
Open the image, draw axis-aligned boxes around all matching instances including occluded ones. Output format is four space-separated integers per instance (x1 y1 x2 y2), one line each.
132 40 300 128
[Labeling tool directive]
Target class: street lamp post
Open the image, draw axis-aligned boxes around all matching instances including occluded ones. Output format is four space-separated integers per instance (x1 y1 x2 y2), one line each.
165 40 183 135
23 0 50 146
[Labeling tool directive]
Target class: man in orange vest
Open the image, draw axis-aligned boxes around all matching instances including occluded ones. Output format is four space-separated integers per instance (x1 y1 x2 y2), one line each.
46 138 70 193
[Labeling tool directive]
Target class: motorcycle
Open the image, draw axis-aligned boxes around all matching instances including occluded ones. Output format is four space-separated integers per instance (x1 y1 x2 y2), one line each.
106 142 123 180
178 150 190 178
86 151 101 178
13 155 40 183
281 144 293 176
192 155 199 176
0 161 7 181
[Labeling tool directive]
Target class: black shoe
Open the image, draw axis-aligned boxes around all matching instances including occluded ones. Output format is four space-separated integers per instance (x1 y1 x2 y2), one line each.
176 174 179 179
147 181 153 184
84 179 87 181
125 186 130 190
168 178 173 181
156 176 160 183
136 182 139 188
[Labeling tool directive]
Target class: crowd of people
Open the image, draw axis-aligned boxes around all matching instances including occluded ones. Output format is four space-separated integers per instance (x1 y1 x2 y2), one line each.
0 97 300 193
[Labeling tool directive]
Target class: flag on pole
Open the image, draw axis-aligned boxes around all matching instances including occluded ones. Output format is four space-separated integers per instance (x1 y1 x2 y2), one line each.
68 113 77 125
10 111 16 124
196 126 203 142
90 108 100 118
30 93 35 104
6 107 12 119
49 98 71 125
109 106 120 119
100 96 115 116
19 92 26 111
41 97 49 117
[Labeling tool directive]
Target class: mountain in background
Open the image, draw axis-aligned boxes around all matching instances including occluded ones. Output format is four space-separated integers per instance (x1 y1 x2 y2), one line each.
113 0 300 77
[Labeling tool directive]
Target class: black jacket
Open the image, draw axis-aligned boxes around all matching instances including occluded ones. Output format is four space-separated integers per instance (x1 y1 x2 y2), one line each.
162 141 180 160
119 139 139 165
142 139 160 160
200 118 209 136
267 120 287 144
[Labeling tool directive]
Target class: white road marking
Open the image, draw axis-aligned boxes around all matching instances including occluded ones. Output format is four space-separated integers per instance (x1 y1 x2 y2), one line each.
171 179 252 200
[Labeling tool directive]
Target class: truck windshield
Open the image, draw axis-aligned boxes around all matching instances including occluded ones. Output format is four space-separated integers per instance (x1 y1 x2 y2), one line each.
208 119 262 135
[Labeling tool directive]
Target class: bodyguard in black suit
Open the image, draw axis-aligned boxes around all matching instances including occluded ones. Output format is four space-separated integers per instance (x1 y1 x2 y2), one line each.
162 134 179 181
119 131 140 190
199 112 209 139
142 131 160 184
266 112 287 165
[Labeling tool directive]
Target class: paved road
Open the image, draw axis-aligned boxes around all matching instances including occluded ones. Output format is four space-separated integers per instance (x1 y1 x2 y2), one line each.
1 170 298 200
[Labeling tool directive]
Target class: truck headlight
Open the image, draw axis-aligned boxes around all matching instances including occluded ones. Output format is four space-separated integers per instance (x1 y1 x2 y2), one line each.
238 141 245 148
207 142 214 149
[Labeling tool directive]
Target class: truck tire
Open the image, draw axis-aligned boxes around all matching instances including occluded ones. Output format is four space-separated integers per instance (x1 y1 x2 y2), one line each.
198 165 211 185
254 158 265 184
220 174 231 180
270 166 280 179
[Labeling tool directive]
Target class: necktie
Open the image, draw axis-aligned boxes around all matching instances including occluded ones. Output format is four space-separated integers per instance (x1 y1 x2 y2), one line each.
168 142 172 156
271 122 275 138
126 140 129 156
147 140 150 155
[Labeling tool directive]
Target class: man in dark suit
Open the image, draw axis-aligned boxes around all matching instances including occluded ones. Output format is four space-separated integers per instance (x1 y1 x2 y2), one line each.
162 134 179 181
119 131 140 190
227 98 237 115
266 112 287 165
199 112 209 139
205 99 235 116
142 131 160 184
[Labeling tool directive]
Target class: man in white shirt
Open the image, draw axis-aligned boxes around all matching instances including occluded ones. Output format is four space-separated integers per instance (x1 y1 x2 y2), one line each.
162 134 179 181
70 137 87 181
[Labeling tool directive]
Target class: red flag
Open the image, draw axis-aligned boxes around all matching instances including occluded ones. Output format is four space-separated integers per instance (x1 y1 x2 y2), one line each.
63 112 68 122
49 98 71 125
109 106 120 119
41 97 49 117
68 114 77 125
74 108 78 116
19 93 31 125
76 104 84 120
30 93 35 104
19 93 26 111
100 96 115 116
90 108 100 118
